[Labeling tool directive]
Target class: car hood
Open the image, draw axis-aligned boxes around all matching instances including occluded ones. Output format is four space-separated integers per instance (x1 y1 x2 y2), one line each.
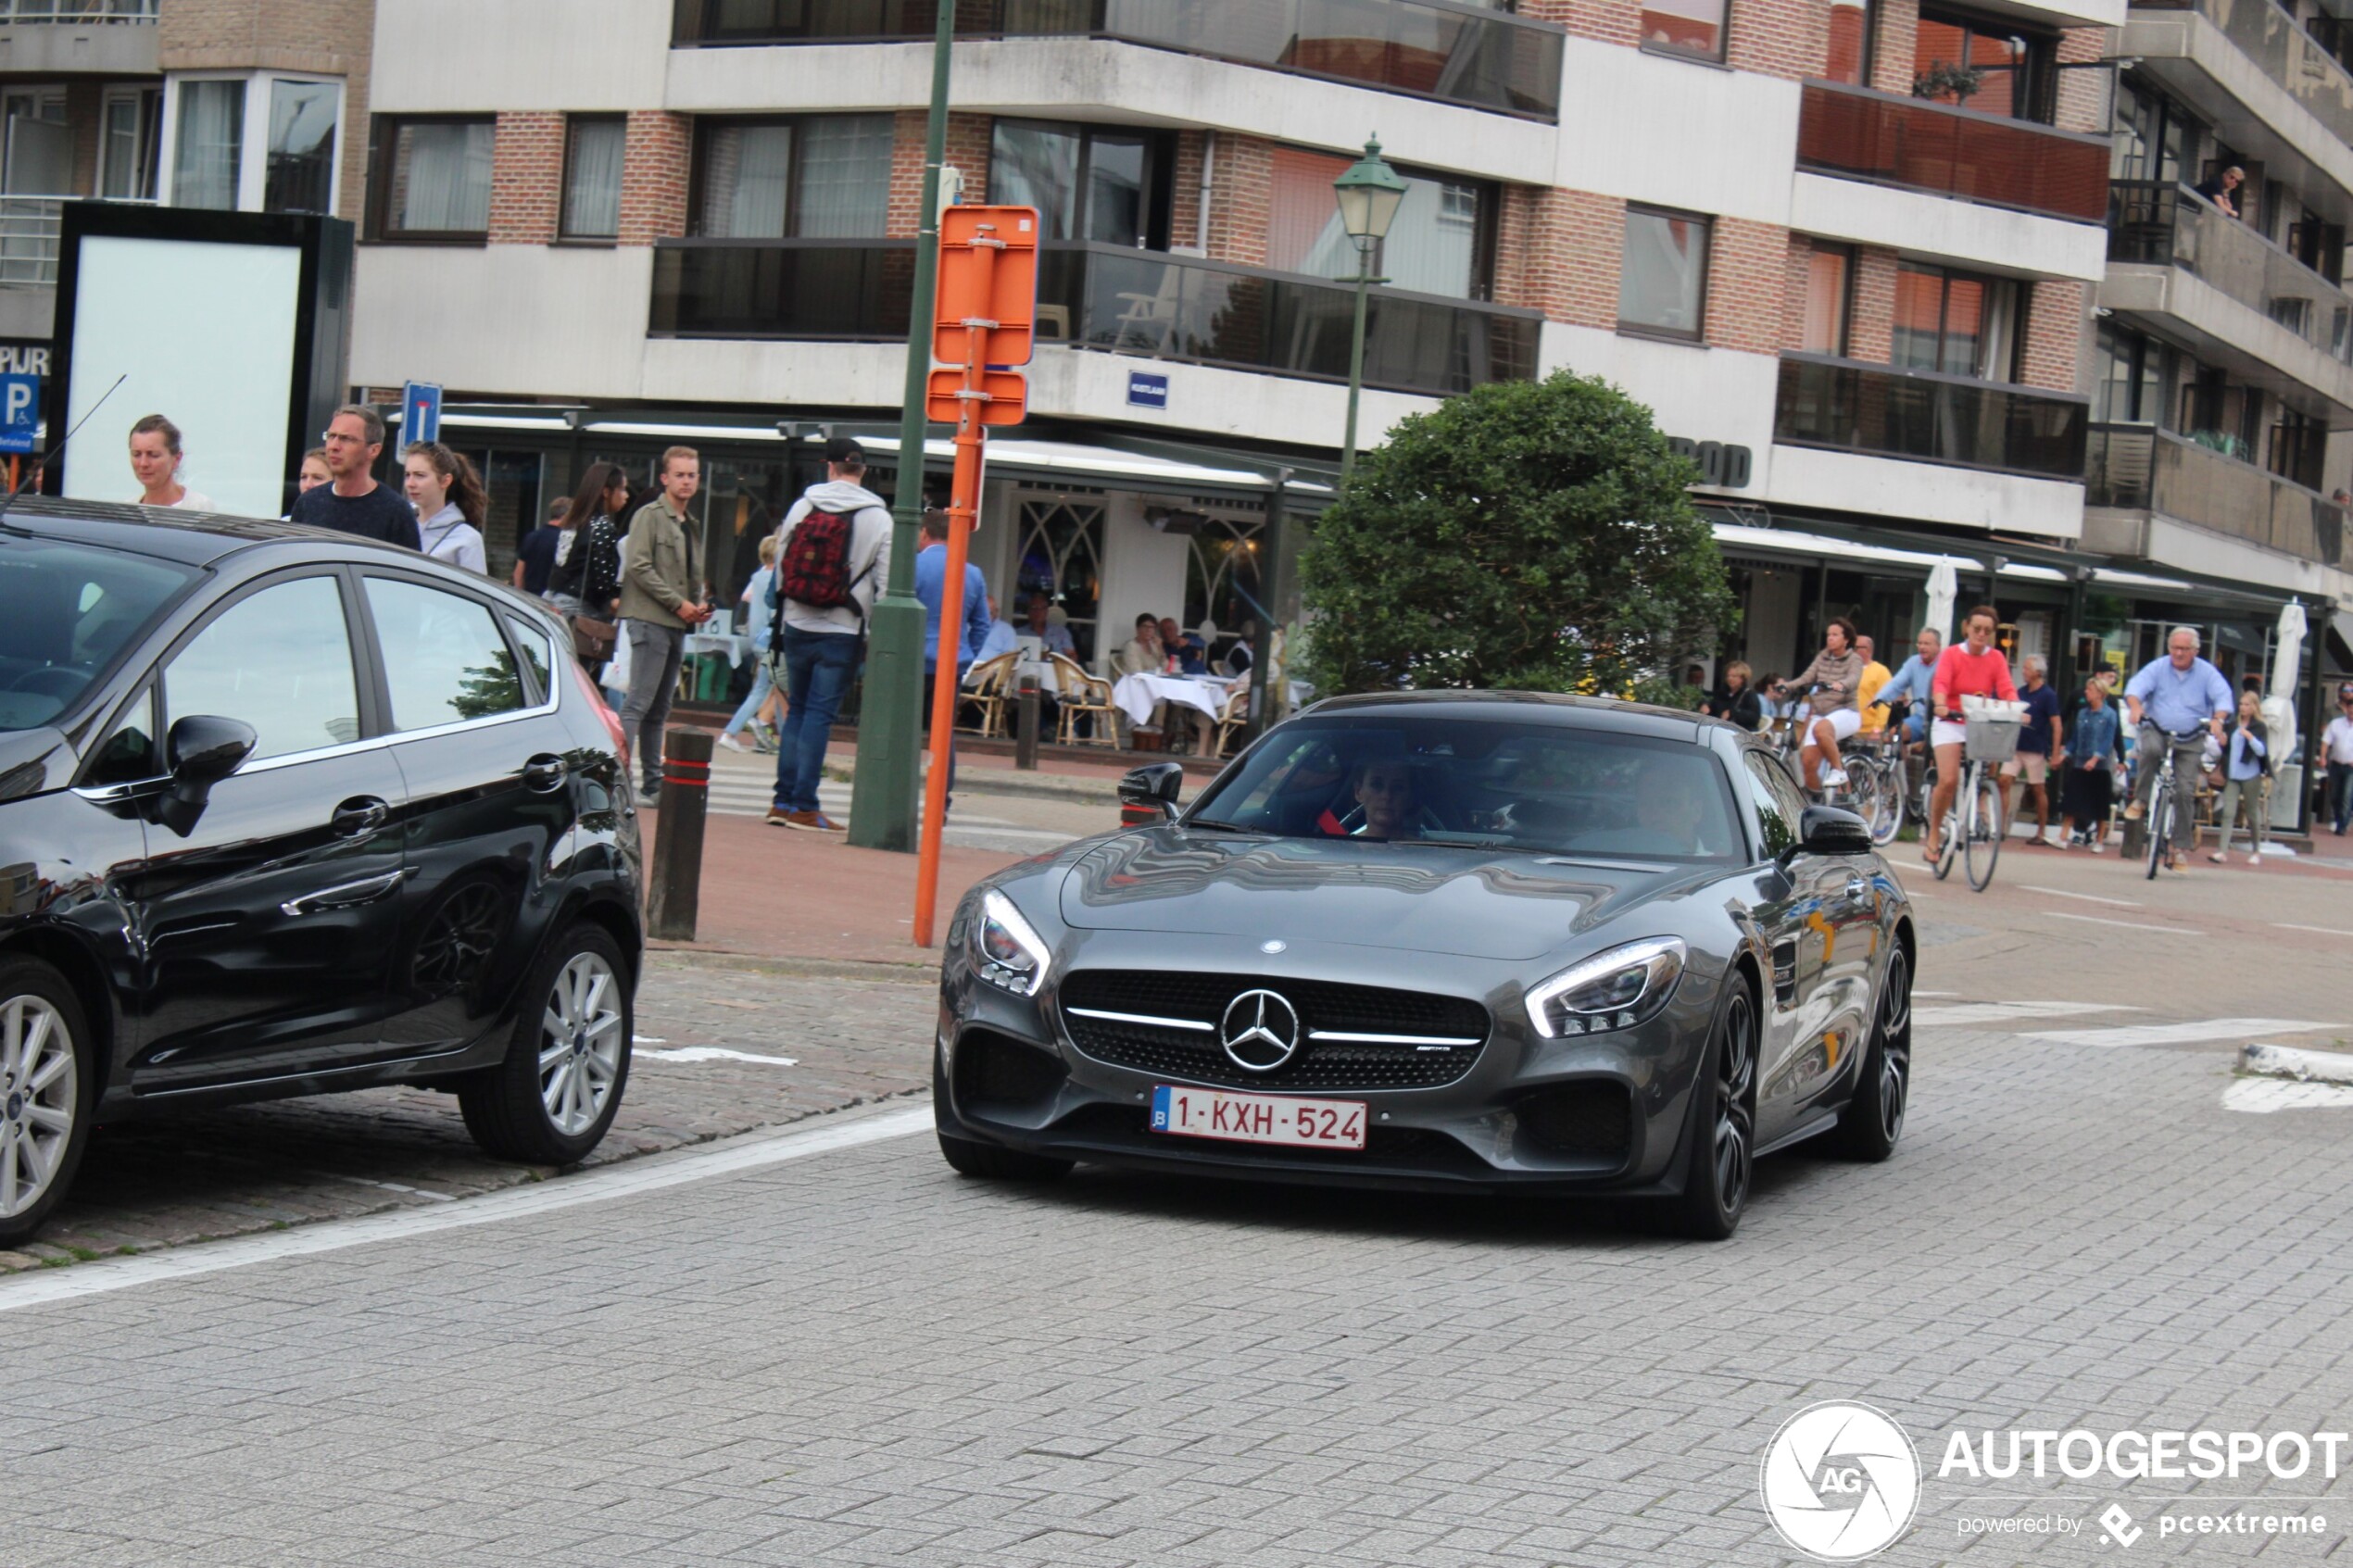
0 727 70 803
1056 830 1699 960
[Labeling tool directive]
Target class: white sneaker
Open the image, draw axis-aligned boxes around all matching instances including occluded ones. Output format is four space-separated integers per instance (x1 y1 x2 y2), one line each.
2047 832 2068 849
2088 838 2103 855
717 732 751 753
2248 853 2262 866
1820 768 1849 789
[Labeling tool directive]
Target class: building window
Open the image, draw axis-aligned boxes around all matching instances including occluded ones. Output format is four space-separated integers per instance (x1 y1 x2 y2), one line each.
989 119 1171 251
1265 144 1494 300
172 80 244 211
1800 243 1853 355
374 117 495 238
562 116 626 239
100 87 160 201
1618 207 1711 340
693 113 892 238
1641 0 1727 61
2111 76 2198 185
1893 262 2020 379
264 80 338 215
1826 0 1874 84
1913 9 2056 123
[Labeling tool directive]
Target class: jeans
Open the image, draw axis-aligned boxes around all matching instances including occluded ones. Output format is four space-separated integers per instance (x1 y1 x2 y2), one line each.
923 662 971 810
2133 725 2205 847
774 626 862 813
617 620 685 789
2216 776 2269 854
724 655 774 736
2330 760 2353 834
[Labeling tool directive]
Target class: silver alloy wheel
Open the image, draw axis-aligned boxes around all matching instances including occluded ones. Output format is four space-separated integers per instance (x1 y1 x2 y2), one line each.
0 995 76 1219
1876 948 1910 1141
536 953 625 1136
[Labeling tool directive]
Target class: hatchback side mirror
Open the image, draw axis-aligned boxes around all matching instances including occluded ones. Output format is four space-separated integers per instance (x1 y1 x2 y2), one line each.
167 714 258 802
1791 803 1871 859
1118 760 1186 823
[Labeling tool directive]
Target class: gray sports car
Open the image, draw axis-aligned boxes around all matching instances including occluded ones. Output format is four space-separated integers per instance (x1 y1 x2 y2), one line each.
933 692 1916 1237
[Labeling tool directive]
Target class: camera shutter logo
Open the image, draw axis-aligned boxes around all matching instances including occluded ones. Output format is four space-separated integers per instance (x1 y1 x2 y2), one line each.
1759 1401 1921 1562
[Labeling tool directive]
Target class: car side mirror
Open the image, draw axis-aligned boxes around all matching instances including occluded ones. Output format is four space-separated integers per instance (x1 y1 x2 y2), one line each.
1790 803 1871 859
1118 760 1186 823
166 714 258 801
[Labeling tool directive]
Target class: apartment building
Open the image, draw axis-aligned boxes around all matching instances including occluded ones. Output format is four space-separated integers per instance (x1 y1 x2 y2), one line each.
0 0 371 355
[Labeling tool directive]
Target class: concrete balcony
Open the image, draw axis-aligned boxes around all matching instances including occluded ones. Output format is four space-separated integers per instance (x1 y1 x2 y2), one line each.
2086 420 2348 593
0 0 158 75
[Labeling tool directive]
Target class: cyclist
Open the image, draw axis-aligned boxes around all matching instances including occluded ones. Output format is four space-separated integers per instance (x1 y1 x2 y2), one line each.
1877 626 1942 748
2122 626 2233 874
1776 618 1865 793
1923 605 2017 865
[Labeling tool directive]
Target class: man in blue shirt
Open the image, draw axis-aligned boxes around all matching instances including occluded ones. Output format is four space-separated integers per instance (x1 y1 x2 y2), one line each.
915 511 991 807
1158 616 1209 676
1875 627 1942 746
974 596 1019 663
2123 625 2233 871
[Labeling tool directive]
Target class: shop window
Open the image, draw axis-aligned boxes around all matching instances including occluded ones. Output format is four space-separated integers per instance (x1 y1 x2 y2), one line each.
1800 243 1853 356
1641 0 1727 61
1892 262 2019 380
562 116 626 239
1913 9 2055 123
1265 144 1494 301
693 114 892 238
371 116 495 238
1618 207 1711 341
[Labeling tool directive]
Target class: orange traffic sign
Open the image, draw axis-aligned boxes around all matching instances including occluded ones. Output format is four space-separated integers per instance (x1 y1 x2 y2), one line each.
926 367 1028 427
933 205 1040 368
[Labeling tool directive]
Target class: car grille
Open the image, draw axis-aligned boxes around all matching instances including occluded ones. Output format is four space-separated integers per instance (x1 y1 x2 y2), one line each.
1056 970 1491 1091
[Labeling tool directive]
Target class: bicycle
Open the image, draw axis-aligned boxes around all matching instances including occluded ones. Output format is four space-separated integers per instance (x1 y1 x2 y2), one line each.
2138 726 2209 880
1843 731 1906 846
1932 703 2021 892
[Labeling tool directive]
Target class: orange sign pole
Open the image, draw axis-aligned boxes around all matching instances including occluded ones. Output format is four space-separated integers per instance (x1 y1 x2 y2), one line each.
912 236 1000 948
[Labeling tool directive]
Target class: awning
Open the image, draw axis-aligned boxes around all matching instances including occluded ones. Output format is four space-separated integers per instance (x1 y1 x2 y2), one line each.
1713 523 2066 583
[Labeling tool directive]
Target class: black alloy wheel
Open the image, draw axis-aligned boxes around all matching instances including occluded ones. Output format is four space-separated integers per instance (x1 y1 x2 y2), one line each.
1654 978 1757 1239
1832 944 1910 1160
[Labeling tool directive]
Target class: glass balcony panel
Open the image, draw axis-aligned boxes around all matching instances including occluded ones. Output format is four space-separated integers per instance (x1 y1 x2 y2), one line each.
2086 422 2346 566
1795 81 2108 223
2107 180 2353 366
1774 354 2089 481
2135 0 2353 155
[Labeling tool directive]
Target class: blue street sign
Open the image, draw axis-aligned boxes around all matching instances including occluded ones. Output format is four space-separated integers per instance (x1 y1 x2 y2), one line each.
401 381 443 445
1126 370 1168 410
0 372 38 455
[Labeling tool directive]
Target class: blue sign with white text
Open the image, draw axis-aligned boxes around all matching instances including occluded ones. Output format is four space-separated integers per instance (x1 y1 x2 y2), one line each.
1126 370 1168 410
0 373 39 455
402 381 443 445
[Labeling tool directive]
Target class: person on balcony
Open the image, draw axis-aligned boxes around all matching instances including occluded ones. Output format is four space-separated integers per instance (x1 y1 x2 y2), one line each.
2192 164 2245 220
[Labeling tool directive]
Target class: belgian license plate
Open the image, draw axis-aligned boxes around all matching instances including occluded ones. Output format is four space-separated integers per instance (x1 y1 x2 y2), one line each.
1150 1085 1367 1150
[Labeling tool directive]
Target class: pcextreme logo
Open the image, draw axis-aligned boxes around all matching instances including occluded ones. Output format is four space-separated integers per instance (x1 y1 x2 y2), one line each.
1759 1401 1924 1562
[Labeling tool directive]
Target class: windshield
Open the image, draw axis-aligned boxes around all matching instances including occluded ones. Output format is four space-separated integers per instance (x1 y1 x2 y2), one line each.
0 535 195 732
1186 714 1746 863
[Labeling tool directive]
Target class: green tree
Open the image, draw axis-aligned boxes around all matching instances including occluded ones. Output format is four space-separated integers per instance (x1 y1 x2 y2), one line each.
1300 370 1735 702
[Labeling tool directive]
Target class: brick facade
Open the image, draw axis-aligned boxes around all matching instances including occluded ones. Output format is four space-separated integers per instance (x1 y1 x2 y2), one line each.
2020 280 2085 391
1726 0 1830 82
1495 186 1624 332
1516 0 1638 49
488 112 562 246
1707 217 1790 353
159 0 375 225
2055 27 2107 134
885 111 991 238
618 111 690 246
1847 245 1901 364
1203 134 1273 267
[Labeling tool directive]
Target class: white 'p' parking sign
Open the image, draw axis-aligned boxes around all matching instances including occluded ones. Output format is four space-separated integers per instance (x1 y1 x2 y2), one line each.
0 372 38 455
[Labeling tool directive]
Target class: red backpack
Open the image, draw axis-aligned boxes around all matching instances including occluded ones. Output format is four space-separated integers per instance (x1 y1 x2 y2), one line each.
779 506 857 610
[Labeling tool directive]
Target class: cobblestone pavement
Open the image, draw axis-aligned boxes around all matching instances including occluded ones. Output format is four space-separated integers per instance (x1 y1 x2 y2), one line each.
0 956 937 1273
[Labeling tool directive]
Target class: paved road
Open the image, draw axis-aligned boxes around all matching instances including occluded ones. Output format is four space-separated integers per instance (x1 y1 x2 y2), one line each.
4 840 2347 1564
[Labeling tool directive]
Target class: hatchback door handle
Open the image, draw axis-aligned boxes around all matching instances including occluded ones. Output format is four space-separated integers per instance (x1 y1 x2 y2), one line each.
282 866 414 917
522 755 569 794
331 796 391 836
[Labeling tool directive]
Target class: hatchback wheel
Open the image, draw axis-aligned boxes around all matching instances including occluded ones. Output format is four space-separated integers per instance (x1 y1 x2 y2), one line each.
0 960 94 1249
459 924 633 1165
1651 978 1756 1240
1832 945 1910 1161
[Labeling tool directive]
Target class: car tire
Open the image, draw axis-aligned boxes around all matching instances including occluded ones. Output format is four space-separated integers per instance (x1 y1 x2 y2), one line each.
1649 975 1757 1241
0 959 96 1250
458 923 633 1166
936 1132 1074 1182
1831 944 1911 1162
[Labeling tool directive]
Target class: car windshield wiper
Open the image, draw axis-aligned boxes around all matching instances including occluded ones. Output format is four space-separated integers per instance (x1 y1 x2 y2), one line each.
1179 818 1269 834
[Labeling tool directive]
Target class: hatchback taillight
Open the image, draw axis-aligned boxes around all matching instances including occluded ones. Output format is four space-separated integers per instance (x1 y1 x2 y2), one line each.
569 657 629 764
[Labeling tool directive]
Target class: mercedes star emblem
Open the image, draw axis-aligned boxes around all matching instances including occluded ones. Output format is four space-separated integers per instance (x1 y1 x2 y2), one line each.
1260 939 1287 955
1220 988 1302 1073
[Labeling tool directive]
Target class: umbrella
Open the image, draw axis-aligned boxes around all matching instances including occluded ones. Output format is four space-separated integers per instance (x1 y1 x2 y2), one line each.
1924 558 1959 646
2263 601 2308 757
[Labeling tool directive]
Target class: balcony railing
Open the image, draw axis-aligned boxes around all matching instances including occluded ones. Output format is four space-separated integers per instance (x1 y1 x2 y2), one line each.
649 238 1543 398
2087 421 2345 566
671 0 1564 120
1774 353 2090 481
1795 80 2109 223
0 0 156 18
2108 181 2353 366
2134 0 2353 155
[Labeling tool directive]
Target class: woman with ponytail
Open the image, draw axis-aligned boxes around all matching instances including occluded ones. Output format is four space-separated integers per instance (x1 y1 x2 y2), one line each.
402 440 489 573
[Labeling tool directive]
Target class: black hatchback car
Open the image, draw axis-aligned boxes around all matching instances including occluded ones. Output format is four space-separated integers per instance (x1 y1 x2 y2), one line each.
0 501 642 1246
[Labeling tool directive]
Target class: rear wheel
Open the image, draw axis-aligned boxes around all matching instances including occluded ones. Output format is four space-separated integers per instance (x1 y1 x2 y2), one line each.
1865 757 1903 846
0 960 94 1249
1650 978 1757 1240
1831 945 1910 1160
458 924 633 1165
1964 764 2004 891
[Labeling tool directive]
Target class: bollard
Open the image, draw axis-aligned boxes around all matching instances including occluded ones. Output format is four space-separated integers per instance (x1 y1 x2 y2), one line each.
647 727 713 942
1014 676 1041 771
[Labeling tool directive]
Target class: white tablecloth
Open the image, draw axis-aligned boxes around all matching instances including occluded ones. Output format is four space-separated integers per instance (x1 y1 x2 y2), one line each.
1114 673 1233 726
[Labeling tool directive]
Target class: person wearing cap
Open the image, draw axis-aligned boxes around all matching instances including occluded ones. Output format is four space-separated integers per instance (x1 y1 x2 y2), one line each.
2321 681 2353 835
766 436 891 832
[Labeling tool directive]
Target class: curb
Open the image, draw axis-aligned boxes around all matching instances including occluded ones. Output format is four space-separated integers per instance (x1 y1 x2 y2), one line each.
819 761 1124 805
2238 1041 2353 1083
648 945 936 984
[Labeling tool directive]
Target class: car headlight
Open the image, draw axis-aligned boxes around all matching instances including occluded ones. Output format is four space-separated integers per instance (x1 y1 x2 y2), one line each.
1524 937 1687 1038
969 889 1051 997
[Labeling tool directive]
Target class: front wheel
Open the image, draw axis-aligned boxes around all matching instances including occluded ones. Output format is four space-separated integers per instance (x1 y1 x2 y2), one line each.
1648 979 1757 1240
1964 764 2004 891
0 962 94 1249
1831 945 1910 1160
458 923 634 1165
2145 789 2173 880
1866 758 1904 846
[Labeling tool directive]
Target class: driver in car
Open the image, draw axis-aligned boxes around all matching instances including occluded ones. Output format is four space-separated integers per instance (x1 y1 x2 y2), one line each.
1351 759 1423 840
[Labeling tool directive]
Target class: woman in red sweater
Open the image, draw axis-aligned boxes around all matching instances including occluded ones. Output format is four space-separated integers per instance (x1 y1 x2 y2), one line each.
1923 603 2019 863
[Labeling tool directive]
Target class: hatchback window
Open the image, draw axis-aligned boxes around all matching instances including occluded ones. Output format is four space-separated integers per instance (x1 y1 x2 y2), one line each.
163 575 360 760
505 613 554 703
365 577 525 731
0 536 195 732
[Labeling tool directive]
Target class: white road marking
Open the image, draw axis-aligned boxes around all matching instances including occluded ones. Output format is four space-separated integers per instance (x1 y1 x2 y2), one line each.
1912 1001 2145 1028
2022 1018 2343 1048
2044 910 2203 936
2222 1078 2353 1114
635 1046 800 1067
1915 990 1960 998
0 1103 935 1313
2275 922 2353 939
2018 884 2143 908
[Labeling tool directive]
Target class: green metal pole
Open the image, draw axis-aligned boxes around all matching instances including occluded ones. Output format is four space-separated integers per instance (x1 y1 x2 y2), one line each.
849 0 953 852
1340 239 1372 479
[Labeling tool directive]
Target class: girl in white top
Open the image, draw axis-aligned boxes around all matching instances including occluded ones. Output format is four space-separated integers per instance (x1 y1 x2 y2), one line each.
403 440 489 574
126 413 213 511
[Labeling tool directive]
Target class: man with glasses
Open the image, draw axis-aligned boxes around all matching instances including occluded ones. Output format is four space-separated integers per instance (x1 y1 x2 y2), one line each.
289 405 421 549
2320 682 2353 836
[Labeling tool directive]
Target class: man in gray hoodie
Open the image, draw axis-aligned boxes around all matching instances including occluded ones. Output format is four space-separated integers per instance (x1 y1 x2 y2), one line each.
766 438 893 831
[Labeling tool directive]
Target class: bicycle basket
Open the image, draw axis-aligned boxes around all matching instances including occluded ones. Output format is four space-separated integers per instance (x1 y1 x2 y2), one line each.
1964 717 2021 763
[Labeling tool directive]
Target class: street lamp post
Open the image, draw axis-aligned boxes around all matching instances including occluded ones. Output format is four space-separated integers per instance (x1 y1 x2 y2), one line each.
1332 137 1407 480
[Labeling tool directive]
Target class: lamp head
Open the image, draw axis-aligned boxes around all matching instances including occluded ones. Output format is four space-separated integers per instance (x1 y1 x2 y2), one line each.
1333 136 1408 243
